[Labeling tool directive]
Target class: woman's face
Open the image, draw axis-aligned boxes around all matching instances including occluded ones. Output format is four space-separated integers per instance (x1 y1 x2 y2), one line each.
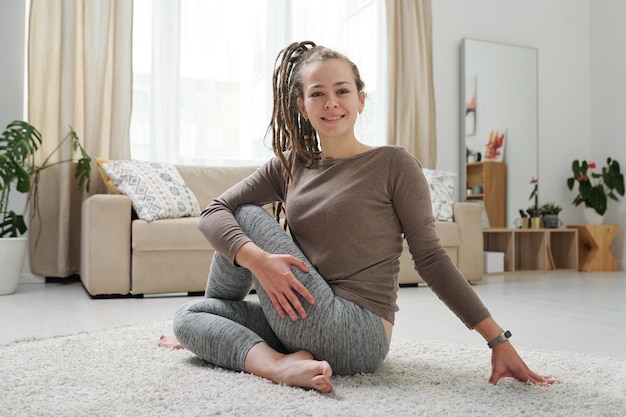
297 59 365 142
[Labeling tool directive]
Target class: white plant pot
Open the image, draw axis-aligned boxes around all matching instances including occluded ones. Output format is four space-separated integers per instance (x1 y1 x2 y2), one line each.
583 207 605 225
0 237 28 295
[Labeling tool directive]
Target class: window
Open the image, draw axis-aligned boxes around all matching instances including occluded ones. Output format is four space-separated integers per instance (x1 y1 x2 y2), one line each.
131 0 386 166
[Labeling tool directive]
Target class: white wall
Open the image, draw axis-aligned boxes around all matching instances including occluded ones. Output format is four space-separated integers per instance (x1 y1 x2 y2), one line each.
432 0 626 266
432 0 591 207
590 0 626 265
0 0 26 121
0 0 38 280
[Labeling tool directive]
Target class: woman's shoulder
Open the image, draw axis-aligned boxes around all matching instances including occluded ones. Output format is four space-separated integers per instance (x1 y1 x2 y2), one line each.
372 146 421 167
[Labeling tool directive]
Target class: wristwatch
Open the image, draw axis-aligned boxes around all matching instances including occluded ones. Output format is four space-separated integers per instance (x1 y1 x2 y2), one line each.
487 330 512 348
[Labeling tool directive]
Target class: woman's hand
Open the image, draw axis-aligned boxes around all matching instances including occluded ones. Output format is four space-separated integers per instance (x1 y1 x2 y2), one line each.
474 317 559 386
488 342 560 386
235 242 314 320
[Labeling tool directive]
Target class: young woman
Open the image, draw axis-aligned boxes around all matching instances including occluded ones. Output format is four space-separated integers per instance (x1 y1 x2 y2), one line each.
161 41 557 393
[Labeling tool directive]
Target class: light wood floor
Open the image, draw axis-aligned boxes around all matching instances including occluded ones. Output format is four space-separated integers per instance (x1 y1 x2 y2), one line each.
1 272 625 360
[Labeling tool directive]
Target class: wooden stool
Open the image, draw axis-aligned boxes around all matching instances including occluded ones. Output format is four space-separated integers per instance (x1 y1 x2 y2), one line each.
567 224 620 272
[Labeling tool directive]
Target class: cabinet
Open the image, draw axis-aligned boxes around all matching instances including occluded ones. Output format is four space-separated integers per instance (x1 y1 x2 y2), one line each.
483 228 578 274
466 162 506 227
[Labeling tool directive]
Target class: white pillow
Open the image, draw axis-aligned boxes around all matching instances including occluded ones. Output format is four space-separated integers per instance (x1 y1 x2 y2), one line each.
422 168 457 222
101 160 201 221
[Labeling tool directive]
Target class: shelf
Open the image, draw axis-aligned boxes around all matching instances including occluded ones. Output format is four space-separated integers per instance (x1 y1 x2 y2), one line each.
483 228 578 274
466 162 506 227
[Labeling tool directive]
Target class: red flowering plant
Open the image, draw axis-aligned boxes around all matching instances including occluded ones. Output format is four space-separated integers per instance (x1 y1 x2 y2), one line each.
527 177 540 217
566 158 624 216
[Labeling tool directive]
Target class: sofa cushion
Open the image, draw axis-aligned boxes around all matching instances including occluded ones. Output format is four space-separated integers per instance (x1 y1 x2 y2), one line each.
132 217 209 251
176 165 259 209
101 159 201 221
422 168 457 222
435 220 460 247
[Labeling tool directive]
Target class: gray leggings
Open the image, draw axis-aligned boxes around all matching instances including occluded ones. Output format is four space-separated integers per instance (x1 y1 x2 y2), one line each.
173 205 389 376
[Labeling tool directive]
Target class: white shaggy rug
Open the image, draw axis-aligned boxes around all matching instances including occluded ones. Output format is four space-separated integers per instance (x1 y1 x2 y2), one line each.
1 320 624 417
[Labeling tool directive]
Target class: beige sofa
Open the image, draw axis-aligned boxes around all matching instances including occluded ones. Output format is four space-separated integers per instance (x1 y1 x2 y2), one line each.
80 165 483 297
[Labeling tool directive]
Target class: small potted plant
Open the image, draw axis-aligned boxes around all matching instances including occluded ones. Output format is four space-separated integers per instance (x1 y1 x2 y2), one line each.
566 158 624 222
540 202 563 228
466 147 477 163
0 120 91 295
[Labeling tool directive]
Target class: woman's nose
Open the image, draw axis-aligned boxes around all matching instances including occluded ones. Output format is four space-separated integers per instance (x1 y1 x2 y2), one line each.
324 96 339 108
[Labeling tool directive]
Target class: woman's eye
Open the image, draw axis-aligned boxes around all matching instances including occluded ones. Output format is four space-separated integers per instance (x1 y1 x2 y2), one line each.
337 89 350 95
311 92 323 97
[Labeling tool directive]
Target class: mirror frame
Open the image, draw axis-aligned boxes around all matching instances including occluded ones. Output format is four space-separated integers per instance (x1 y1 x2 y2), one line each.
460 38 539 228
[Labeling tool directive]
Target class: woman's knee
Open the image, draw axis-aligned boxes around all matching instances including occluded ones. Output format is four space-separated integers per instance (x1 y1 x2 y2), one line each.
234 204 275 232
233 204 305 262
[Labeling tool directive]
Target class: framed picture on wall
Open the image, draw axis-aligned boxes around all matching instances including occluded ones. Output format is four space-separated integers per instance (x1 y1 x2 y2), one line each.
483 128 506 162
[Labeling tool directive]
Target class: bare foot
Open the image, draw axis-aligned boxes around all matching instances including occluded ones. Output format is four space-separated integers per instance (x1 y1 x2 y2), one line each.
275 350 333 393
158 334 184 350
246 344 333 393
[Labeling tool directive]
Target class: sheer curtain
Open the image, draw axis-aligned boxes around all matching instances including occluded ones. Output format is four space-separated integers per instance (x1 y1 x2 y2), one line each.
132 0 436 167
131 0 387 166
28 0 132 277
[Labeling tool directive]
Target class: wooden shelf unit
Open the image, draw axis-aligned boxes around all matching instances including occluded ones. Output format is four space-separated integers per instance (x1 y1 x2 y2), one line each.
483 228 578 274
466 162 506 227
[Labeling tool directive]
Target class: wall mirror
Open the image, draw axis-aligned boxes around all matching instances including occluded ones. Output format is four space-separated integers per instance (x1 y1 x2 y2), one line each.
460 38 538 228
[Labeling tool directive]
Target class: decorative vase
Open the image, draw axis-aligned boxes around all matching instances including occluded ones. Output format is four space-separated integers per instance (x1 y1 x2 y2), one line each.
530 216 543 229
0 237 27 295
583 207 605 225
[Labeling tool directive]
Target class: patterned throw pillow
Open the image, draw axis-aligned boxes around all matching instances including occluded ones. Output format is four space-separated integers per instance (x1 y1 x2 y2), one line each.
422 168 457 222
94 157 123 195
101 160 201 221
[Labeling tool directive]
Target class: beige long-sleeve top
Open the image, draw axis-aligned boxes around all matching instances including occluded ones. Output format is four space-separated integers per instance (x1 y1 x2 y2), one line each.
198 146 490 327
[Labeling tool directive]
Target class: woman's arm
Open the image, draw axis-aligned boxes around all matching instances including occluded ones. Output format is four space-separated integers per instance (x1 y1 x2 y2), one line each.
197 156 286 263
391 149 558 386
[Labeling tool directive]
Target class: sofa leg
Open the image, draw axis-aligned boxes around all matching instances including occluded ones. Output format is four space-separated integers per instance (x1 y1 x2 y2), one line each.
88 293 143 299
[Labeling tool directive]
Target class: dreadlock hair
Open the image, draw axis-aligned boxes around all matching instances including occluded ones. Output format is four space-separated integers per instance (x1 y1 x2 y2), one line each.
267 41 365 223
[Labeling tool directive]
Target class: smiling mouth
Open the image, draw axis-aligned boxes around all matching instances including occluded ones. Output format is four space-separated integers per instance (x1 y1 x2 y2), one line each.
322 115 344 121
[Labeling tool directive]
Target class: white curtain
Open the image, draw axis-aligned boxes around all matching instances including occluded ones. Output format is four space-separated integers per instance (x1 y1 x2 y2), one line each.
134 0 435 167
28 0 132 277
146 0 181 162
131 0 387 166
386 0 437 168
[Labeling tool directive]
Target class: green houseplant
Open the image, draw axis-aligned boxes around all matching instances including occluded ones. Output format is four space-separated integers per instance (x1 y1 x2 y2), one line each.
539 202 562 215
466 147 476 163
0 120 91 294
566 158 624 216
540 202 562 228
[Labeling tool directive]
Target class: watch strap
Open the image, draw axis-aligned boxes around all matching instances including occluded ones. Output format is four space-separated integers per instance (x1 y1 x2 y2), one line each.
487 330 512 348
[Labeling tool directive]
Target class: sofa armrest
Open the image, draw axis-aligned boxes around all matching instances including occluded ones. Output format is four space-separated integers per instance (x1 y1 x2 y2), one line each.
80 194 133 295
453 202 484 283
